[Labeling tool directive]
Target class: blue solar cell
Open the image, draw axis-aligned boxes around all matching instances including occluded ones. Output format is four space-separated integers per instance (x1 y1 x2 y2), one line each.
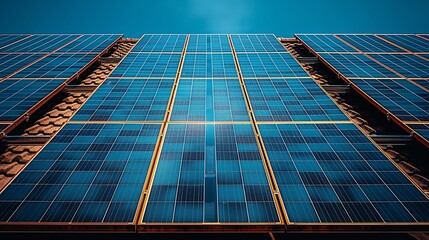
0 34 79 53
237 53 308 78
319 53 399 78
378 35 429 52
0 35 28 48
143 124 279 223
337 35 405 52
187 35 231 52
411 80 429 91
181 54 237 78
368 54 429 78
408 124 429 143
170 79 249 121
132 34 186 52
10 53 97 79
0 79 64 121
259 123 429 223
0 123 160 223
110 53 181 78
297 34 358 53
245 78 348 121
57 34 121 53
72 78 173 121
0 53 44 78
352 79 429 121
231 34 285 52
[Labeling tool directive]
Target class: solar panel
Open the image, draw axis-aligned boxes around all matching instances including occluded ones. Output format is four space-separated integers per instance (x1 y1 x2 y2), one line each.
187 35 231 52
10 53 98 79
0 35 28 49
378 35 429 52
259 123 429 223
57 34 121 53
237 53 308 78
0 124 8 132
0 79 64 121
110 53 181 78
421 54 429 60
337 35 405 53
132 34 186 53
0 34 79 53
244 78 348 121
319 53 399 78
231 34 286 52
181 54 237 78
0 123 161 223
412 80 429 91
143 123 280 223
170 79 250 121
368 54 429 78
408 124 429 143
0 53 44 78
72 78 174 121
296 34 358 53
351 79 429 121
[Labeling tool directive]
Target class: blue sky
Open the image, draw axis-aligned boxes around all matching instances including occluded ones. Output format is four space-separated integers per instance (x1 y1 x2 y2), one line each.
0 0 428 38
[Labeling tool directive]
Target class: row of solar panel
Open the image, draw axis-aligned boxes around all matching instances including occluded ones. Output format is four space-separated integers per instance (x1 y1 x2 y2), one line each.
1 122 428 224
297 34 429 53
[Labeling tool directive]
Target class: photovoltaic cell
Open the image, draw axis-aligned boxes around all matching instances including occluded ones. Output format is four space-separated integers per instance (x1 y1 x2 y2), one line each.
57 34 121 53
412 80 429 91
245 78 348 121
170 79 249 121
0 79 64 121
10 53 97 79
408 124 429 143
259 123 429 223
0 35 28 48
231 34 285 52
0 124 8 132
72 78 174 121
132 35 186 53
0 34 79 53
110 53 181 78
0 53 44 78
237 53 308 78
181 54 237 78
297 34 358 53
0 123 161 223
319 53 399 78
351 79 429 121
143 124 279 223
378 35 429 52
187 35 231 52
368 54 429 78
337 35 405 52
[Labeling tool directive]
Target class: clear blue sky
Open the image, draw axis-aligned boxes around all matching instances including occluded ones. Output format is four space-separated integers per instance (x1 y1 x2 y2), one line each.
1 0 428 38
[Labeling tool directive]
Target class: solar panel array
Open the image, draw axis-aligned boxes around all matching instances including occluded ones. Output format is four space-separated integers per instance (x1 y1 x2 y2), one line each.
297 34 429 145
0 34 428 232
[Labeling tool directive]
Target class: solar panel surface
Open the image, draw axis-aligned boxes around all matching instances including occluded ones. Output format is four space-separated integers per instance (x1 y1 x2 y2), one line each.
0 53 44 78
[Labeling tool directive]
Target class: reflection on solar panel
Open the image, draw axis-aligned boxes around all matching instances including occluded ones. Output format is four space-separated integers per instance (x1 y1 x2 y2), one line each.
0 35 79 53
110 53 181 78
0 35 28 48
10 53 97 79
143 124 279 223
378 35 429 52
0 53 44 78
170 79 249 121
368 54 429 78
259 123 429 223
187 35 231 52
132 35 186 53
352 79 429 121
319 53 399 78
237 53 308 78
412 80 429 91
296 35 357 53
181 54 237 78
337 35 405 52
0 79 64 121
231 34 285 52
245 78 348 121
408 124 429 143
72 78 174 121
57 34 120 53
0 123 160 223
